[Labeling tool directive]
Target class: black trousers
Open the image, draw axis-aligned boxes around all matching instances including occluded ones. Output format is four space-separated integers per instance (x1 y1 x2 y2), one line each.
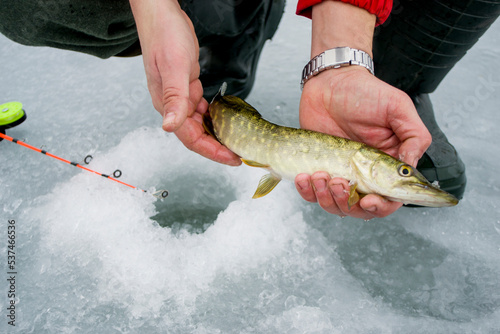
374 0 500 94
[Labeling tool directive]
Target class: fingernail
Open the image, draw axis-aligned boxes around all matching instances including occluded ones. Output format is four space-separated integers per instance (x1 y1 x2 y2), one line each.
313 179 326 192
400 152 420 167
164 112 176 126
365 206 377 214
331 183 345 199
297 180 310 190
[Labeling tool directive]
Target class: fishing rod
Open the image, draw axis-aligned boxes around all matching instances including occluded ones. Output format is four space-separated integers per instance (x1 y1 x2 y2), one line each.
0 101 168 199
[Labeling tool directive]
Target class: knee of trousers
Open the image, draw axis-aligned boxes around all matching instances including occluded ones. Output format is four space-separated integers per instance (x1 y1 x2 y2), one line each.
180 0 271 45
373 0 500 94
0 0 138 59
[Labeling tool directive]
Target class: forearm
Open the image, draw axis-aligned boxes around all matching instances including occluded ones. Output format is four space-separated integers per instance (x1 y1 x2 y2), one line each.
311 1 376 57
129 0 183 41
129 0 180 18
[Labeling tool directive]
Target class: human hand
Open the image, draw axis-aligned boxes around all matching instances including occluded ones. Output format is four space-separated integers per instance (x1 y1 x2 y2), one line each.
129 0 240 166
294 0 431 219
295 66 431 219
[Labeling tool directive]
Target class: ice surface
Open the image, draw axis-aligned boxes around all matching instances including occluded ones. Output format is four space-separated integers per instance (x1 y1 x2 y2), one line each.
1 1 500 333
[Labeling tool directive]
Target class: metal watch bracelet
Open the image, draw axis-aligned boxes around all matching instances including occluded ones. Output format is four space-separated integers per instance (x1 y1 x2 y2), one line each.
300 47 374 89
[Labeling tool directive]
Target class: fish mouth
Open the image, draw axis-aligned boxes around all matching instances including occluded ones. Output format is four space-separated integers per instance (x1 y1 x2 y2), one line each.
410 183 435 190
406 182 459 207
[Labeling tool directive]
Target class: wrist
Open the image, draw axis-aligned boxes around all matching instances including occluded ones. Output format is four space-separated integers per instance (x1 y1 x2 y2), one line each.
311 1 376 58
129 0 181 31
301 47 374 88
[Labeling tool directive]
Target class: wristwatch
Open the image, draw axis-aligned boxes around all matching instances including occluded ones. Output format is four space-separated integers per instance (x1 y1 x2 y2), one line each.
301 47 374 89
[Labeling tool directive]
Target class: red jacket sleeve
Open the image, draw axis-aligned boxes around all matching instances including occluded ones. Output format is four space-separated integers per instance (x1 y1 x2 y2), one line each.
296 0 393 25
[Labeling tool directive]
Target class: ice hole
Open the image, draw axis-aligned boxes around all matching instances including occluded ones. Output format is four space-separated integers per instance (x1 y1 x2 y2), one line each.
151 172 237 234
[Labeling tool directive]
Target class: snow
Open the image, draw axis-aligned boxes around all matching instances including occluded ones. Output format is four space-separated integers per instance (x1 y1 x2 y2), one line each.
1 1 500 333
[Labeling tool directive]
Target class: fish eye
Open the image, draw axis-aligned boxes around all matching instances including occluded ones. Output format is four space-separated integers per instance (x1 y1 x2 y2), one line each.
398 164 413 177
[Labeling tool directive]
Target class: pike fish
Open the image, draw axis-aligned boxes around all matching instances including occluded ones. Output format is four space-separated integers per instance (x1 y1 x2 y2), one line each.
203 83 458 208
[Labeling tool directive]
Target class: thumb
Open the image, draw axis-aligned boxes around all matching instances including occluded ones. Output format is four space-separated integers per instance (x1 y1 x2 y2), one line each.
161 73 190 132
390 96 432 167
398 134 430 167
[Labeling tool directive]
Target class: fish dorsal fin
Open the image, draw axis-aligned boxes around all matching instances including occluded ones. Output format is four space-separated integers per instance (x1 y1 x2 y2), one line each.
241 159 270 168
222 95 264 119
252 173 281 199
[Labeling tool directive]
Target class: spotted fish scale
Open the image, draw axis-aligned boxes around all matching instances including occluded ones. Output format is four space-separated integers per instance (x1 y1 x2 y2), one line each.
204 83 458 208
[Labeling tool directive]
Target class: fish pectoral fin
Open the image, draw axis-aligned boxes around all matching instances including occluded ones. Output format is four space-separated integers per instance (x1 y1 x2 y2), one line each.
252 173 281 199
347 182 360 210
241 159 270 168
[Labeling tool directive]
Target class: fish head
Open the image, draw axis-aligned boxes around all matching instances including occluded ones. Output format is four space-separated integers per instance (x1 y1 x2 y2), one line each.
352 149 459 207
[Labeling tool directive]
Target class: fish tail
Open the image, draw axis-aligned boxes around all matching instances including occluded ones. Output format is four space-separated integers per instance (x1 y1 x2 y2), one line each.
210 82 227 104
